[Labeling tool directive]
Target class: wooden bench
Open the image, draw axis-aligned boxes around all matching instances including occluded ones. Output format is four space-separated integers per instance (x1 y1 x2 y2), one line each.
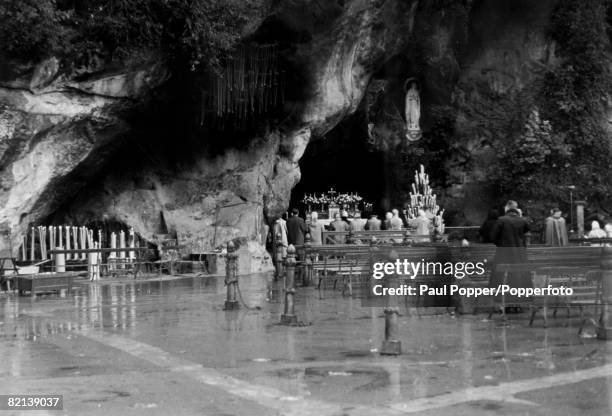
528 266 601 332
311 254 371 295
308 245 460 302
490 246 604 325
17 272 78 297
306 243 605 323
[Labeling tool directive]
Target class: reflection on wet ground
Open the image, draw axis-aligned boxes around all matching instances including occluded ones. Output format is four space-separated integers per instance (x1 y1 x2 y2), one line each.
0 273 610 415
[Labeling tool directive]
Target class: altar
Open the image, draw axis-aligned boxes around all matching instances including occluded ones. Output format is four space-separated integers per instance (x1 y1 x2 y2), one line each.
301 189 373 224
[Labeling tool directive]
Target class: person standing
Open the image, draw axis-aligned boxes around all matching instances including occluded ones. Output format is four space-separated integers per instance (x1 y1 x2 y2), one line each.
605 223 612 247
490 200 531 304
273 214 288 279
286 208 308 246
544 208 568 246
308 211 323 245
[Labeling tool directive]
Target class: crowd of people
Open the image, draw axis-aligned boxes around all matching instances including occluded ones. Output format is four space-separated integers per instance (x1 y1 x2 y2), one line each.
272 207 435 252
479 202 612 247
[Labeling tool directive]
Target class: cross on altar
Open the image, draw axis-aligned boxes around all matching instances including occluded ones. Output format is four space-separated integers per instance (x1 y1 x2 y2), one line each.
328 188 337 198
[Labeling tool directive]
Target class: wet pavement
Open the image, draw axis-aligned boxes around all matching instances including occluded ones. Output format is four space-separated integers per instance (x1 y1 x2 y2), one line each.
0 273 610 415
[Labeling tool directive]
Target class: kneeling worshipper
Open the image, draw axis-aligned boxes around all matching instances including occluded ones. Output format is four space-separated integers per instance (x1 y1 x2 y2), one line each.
390 209 403 230
349 212 367 232
366 214 381 230
408 209 431 235
330 213 349 243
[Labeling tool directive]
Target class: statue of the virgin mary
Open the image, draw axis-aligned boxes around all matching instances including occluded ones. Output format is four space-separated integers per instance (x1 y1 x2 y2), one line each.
404 79 421 141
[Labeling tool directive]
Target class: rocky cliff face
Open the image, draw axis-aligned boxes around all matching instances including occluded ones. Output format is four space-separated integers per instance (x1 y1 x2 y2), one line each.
0 0 583 256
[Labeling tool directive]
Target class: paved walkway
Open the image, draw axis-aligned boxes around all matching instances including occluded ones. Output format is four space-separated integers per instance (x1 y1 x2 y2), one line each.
0 274 610 415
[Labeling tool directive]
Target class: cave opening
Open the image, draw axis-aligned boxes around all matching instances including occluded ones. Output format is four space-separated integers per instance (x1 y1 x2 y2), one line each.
289 112 390 217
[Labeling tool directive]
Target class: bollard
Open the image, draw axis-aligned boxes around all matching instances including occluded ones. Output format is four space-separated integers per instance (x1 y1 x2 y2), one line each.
303 233 312 287
274 231 285 281
381 250 401 355
224 241 240 310
576 200 586 238
88 251 94 280
597 245 612 339
55 247 66 273
380 307 401 355
281 244 298 325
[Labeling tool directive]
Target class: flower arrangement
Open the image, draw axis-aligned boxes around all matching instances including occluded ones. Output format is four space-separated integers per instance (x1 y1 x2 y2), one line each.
301 190 367 212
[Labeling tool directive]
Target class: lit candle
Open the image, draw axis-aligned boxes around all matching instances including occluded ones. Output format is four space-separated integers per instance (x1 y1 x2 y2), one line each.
110 232 117 258
65 226 71 260
30 227 35 261
129 227 135 261
49 226 55 254
72 226 78 258
119 230 126 269
80 227 86 260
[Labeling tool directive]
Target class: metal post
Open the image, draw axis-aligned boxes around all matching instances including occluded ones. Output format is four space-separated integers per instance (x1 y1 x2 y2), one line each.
281 244 298 325
575 200 586 238
569 187 574 232
275 230 285 281
224 241 240 310
381 307 401 355
87 250 94 281
303 233 312 287
597 246 612 340
381 250 401 355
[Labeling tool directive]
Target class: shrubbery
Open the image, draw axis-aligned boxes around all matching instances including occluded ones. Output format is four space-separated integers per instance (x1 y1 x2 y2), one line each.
491 0 612 209
0 0 261 71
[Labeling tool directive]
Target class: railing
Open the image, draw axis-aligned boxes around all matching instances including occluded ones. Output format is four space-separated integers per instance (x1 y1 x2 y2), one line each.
320 230 446 245
444 226 481 242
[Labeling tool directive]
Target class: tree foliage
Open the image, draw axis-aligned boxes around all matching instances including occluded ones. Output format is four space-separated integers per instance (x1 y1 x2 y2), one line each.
490 0 612 208
0 0 262 71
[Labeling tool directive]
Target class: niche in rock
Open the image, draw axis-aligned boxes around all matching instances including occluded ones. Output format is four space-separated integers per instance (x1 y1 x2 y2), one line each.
289 112 396 215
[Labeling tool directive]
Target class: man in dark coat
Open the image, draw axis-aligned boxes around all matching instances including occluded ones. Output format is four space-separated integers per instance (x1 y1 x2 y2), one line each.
479 209 499 243
491 201 529 251
489 200 531 304
286 208 308 246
